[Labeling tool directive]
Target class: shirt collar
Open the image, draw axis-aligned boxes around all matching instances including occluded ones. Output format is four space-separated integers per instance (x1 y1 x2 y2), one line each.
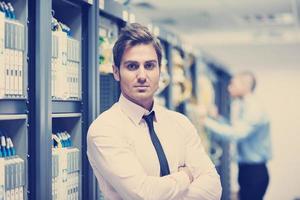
118 94 159 126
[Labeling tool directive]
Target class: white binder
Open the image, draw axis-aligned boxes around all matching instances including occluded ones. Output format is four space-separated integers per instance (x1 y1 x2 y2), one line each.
51 33 58 99
0 12 5 97
52 148 68 199
0 158 5 200
15 157 24 200
8 23 14 96
66 38 80 100
55 31 68 99
13 23 18 96
4 22 10 96
17 24 23 97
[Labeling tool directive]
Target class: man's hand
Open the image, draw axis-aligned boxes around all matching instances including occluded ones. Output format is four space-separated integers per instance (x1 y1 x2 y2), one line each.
208 104 219 119
178 165 194 183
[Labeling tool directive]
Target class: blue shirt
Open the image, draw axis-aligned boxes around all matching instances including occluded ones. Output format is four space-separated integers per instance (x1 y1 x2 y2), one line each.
205 94 272 164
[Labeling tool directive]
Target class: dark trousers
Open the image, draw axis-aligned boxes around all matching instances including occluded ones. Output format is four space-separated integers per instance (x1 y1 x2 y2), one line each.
238 163 269 200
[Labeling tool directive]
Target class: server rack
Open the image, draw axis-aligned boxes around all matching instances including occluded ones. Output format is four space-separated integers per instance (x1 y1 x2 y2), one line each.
97 1 128 199
98 15 121 114
0 0 28 199
27 0 96 200
156 27 186 111
81 1 99 200
171 47 194 115
207 61 232 200
155 38 172 109
51 1 84 199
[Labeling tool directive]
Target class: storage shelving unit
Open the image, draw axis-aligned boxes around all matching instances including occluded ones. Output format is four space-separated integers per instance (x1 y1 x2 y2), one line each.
0 0 28 199
27 0 96 200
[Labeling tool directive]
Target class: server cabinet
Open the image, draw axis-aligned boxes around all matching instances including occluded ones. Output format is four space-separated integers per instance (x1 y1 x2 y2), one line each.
0 0 28 199
209 62 232 200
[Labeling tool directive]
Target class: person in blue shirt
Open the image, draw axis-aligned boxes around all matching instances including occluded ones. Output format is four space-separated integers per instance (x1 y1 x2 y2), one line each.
204 71 272 200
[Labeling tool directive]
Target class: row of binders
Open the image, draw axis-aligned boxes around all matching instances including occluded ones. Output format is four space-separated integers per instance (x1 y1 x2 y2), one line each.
0 156 25 200
51 14 81 100
0 134 25 200
0 4 25 98
52 32 81 100
52 132 80 200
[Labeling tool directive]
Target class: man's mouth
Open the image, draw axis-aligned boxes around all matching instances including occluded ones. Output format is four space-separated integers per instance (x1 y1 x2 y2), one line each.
134 85 149 88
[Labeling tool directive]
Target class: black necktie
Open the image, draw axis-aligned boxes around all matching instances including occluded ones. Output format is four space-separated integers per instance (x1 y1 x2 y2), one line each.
143 111 170 176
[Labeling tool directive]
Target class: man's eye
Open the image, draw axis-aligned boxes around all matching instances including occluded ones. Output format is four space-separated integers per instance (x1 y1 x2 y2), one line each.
127 63 139 70
145 63 156 70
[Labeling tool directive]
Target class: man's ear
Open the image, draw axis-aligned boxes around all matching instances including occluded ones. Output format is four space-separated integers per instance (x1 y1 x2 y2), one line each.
112 65 120 81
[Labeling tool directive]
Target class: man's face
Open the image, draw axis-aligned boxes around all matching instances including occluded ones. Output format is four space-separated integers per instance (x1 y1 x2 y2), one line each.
113 43 160 108
228 76 245 98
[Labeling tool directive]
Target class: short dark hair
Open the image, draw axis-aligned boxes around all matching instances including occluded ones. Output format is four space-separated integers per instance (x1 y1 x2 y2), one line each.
112 23 162 68
238 71 257 92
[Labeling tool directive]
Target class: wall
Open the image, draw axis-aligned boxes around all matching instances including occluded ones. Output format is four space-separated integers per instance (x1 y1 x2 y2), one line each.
255 69 300 200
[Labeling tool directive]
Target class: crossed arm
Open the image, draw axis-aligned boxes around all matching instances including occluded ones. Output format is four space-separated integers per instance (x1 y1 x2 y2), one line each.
87 121 221 200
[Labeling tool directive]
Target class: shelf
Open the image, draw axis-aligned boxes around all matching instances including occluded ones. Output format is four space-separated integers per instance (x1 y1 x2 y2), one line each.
53 0 92 7
0 98 27 114
52 100 82 114
52 113 81 118
0 114 27 120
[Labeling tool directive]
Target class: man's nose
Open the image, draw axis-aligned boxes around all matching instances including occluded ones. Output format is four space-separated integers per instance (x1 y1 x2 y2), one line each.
137 67 147 82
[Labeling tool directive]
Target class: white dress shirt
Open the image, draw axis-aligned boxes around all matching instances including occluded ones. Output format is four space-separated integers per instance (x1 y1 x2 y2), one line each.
87 95 222 200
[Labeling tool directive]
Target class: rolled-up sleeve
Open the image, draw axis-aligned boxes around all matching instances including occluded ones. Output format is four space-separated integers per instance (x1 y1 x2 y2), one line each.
87 122 191 200
180 116 222 200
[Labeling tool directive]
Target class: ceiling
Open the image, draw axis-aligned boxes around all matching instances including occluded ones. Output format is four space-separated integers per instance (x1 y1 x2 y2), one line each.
123 0 300 71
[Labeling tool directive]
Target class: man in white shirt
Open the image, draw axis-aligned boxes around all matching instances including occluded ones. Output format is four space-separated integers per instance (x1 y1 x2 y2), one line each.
87 23 222 200
204 72 271 200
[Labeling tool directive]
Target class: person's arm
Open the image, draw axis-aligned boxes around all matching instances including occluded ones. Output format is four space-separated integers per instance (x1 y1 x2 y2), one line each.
204 104 268 141
179 115 222 200
204 113 269 140
87 123 191 200
205 117 253 140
